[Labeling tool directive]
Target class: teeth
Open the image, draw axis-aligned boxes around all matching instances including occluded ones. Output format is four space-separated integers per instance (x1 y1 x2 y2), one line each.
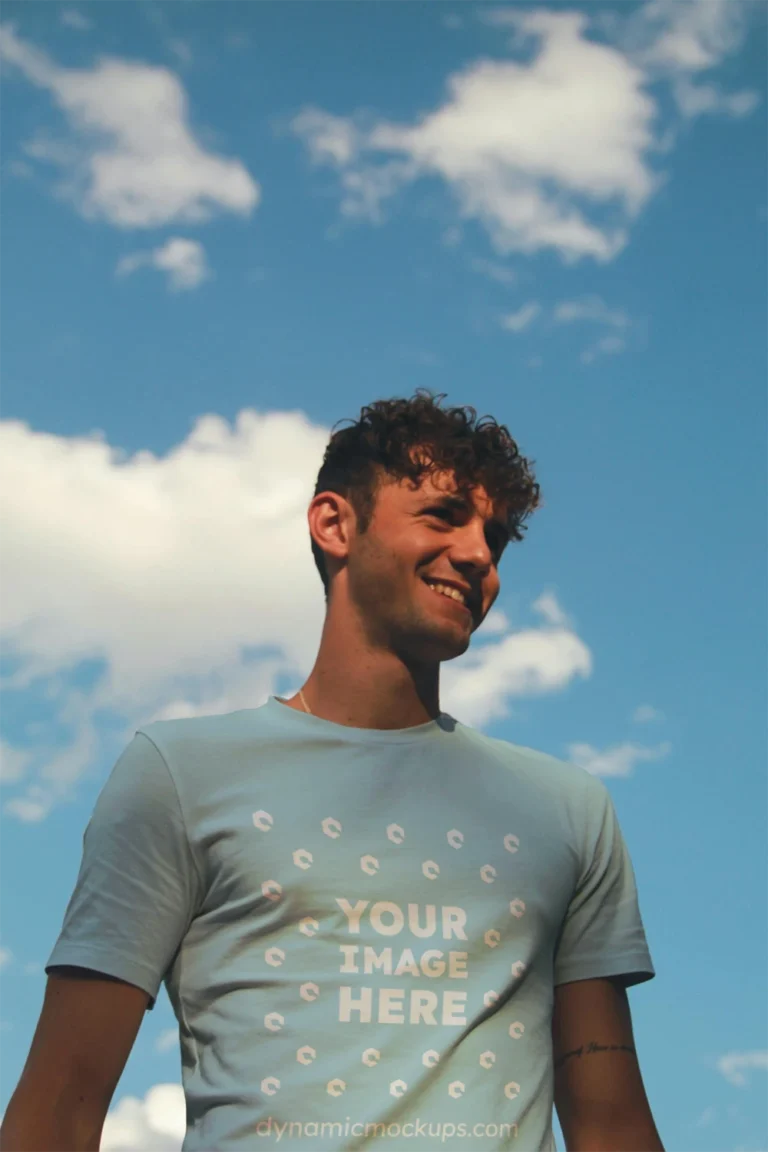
426 581 466 605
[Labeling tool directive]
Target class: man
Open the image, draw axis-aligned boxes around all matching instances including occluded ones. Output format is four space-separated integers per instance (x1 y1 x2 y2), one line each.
1 391 663 1151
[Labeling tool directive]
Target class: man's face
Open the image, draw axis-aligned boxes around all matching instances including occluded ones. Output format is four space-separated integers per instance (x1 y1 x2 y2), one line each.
344 469 509 664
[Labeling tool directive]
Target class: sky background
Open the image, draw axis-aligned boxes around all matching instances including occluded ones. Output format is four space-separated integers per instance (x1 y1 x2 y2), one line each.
1 1 766 1149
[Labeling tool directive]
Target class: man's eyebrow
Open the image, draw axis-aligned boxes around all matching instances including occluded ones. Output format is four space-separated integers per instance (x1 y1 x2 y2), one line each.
421 494 510 544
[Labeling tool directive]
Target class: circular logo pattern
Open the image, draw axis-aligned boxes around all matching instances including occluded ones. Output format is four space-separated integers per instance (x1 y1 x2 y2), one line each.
292 848 313 870
483 990 499 1008
480 864 497 884
479 1051 496 1069
327 1079 346 1097
511 961 526 979
387 823 405 845
261 880 282 903
390 1080 407 1098
484 929 501 949
509 898 526 919
299 917 319 937
360 854 379 876
422 860 440 880
322 817 342 839
504 1081 521 1100
261 1076 280 1096
300 982 319 1002
447 829 464 849
264 947 285 968
252 810 274 832
448 1081 465 1099
422 1049 440 1068
296 1046 316 1065
508 1021 525 1040
504 833 520 854
362 1048 380 1067
264 1013 284 1033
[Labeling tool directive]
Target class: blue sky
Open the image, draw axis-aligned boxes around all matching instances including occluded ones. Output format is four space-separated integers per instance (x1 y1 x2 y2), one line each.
1 2 766 1148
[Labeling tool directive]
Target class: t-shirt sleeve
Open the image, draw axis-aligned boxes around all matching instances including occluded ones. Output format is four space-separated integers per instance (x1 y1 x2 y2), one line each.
46 731 204 1010
553 774 655 989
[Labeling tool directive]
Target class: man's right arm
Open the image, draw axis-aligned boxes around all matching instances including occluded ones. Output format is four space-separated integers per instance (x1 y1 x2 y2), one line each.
0 968 149 1152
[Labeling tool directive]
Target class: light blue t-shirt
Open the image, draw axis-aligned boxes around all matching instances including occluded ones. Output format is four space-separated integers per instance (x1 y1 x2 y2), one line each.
47 697 654 1151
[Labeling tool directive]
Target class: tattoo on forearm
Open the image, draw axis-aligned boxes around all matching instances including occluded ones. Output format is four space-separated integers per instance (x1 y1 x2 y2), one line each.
554 1041 636 1070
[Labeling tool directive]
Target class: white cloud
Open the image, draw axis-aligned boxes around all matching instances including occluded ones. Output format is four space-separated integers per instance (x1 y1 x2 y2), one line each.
501 302 540 333
716 1050 768 1089
581 334 626 364
117 238 210 292
619 0 759 120
61 9 92 32
555 295 629 329
0 946 12 968
101 1083 184 1151
470 257 516 285
156 1028 178 1053
169 39 193 67
1 410 593 818
292 11 658 263
442 621 592 729
566 739 671 777
632 703 663 723
0 25 259 228
532 590 572 629
628 0 749 74
0 740 31 783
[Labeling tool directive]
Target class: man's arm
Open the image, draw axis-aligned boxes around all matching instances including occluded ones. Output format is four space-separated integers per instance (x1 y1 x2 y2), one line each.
552 976 664 1152
0 968 149 1152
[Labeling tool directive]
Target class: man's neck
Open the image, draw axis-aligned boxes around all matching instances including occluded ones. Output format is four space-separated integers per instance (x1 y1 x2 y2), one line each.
282 611 441 730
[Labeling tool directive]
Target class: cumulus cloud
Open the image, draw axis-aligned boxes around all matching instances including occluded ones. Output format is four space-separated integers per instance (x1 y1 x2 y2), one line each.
292 10 658 263
716 1050 768 1089
101 1084 184 1151
566 739 671 777
0 946 12 968
441 592 591 728
292 3 757 256
117 238 210 292
1 409 592 819
0 25 259 228
501 302 540 332
618 0 759 120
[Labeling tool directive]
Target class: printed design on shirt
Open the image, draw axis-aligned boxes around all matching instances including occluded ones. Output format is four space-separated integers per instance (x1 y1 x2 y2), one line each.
254 812 529 1104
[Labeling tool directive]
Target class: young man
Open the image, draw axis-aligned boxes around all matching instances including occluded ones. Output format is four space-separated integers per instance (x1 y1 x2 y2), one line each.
1 392 663 1152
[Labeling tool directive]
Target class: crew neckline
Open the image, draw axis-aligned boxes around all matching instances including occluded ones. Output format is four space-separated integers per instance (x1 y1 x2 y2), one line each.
267 695 455 744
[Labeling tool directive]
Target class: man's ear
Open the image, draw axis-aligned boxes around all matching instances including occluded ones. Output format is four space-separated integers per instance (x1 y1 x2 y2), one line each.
308 491 357 576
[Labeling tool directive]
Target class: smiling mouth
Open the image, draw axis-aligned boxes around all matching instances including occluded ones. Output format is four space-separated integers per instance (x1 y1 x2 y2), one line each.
422 579 472 614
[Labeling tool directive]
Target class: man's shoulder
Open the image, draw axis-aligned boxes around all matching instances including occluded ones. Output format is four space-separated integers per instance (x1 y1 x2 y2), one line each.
136 703 272 758
456 721 598 794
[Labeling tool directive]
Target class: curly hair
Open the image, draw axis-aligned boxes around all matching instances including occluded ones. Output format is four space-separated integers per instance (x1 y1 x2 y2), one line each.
311 389 541 597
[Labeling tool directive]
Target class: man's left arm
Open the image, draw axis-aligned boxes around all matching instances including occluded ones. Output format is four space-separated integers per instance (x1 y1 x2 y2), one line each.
552 976 664 1152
